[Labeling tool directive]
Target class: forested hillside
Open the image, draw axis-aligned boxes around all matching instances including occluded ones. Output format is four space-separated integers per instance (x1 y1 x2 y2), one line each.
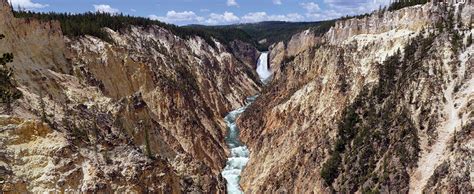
190 21 336 49
13 11 257 48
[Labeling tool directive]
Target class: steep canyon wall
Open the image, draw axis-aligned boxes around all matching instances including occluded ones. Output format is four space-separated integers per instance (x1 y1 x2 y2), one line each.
239 2 473 193
0 0 261 192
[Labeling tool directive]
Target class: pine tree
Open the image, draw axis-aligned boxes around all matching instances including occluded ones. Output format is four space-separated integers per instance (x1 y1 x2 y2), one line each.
39 90 47 123
468 34 472 47
0 33 22 113
144 126 152 159
388 0 429 11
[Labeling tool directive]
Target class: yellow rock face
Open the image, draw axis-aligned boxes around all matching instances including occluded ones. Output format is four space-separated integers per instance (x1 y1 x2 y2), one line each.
0 116 68 192
0 0 260 192
239 2 474 193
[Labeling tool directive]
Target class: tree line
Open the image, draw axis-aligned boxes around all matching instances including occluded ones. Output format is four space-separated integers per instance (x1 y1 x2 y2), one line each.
388 0 430 11
13 10 258 49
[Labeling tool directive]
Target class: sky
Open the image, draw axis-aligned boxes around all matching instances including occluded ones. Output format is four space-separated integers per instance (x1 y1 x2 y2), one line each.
8 0 391 25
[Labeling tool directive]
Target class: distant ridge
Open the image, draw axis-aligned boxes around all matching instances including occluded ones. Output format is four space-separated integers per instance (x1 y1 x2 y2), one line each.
188 20 336 50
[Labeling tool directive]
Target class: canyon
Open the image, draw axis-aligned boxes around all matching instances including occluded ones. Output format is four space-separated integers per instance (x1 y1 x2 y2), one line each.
0 0 472 193
222 52 271 194
240 1 473 193
0 0 261 192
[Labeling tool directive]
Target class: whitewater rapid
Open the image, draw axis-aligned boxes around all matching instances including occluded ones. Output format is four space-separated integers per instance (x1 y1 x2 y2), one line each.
221 52 271 194
221 96 256 194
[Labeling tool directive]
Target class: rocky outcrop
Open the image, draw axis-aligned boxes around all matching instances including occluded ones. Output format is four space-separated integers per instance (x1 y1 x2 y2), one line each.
239 2 473 193
229 40 261 72
268 29 322 79
0 0 260 192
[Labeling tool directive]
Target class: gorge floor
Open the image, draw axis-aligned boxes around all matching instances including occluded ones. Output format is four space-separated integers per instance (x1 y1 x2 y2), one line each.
221 52 271 194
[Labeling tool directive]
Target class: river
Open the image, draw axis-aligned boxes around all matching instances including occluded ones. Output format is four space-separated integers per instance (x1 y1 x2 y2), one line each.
221 52 270 194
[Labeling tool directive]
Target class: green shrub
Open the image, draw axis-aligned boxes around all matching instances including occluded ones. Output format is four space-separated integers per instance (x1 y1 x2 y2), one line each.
362 188 381 194
467 34 472 46
320 105 360 185
0 34 22 112
144 127 152 159
320 154 341 185
282 55 296 64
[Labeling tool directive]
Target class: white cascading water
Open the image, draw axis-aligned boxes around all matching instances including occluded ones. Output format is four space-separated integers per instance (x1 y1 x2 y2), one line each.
221 96 255 194
221 52 271 194
256 52 272 83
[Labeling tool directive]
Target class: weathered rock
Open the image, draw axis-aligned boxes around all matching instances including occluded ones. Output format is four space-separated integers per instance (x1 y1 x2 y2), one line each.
0 0 260 192
239 2 473 193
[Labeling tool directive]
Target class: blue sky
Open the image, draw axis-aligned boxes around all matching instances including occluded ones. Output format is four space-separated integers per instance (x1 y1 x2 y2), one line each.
9 0 391 25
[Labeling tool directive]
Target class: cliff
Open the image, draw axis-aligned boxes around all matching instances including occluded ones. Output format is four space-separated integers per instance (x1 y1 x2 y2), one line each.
239 1 473 193
1 0 473 192
0 0 260 192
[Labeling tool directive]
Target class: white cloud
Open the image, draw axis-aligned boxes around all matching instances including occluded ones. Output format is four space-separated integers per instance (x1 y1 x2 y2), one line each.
227 0 238 7
324 0 370 7
130 9 137 12
241 12 304 23
150 10 305 25
150 0 387 25
149 11 204 24
241 12 267 23
305 9 342 21
148 14 160 20
300 2 337 21
300 2 320 13
206 12 240 24
9 0 48 10
93 4 119 14
273 0 282 5
269 13 304 21
301 0 390 21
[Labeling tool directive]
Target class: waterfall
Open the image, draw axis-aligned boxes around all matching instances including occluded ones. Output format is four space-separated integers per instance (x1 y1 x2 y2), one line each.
256 52 272 83
221 52 271 194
